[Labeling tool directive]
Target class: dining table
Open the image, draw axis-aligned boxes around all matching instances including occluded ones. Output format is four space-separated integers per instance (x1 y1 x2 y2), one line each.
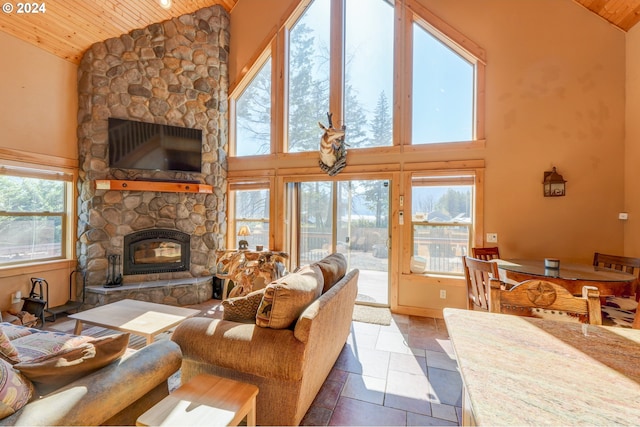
444 307 640 426
495 258 636 297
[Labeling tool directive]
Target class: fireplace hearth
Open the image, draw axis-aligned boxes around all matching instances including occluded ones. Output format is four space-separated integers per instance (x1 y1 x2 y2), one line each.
123 229 190 275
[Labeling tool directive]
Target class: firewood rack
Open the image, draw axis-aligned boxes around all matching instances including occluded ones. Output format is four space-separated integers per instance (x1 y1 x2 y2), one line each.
44 270 86 322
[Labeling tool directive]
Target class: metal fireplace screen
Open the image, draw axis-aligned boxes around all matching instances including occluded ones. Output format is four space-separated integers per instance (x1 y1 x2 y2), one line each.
123 229 190 275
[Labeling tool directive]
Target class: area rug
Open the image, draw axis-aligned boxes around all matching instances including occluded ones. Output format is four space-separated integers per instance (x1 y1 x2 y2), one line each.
48 320 171 351
352 305 392 326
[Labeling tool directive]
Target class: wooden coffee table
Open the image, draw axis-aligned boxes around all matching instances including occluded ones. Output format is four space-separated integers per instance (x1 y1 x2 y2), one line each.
68 299 200 346
136 374 259 426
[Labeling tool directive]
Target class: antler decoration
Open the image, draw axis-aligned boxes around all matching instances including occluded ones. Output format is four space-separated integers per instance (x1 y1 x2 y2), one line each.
318 112 347 176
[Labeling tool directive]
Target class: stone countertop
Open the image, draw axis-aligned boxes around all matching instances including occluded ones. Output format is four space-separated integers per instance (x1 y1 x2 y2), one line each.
443 308 640 426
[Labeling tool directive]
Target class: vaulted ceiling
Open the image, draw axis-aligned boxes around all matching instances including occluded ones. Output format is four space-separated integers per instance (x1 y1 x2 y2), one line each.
0 0 638 65
575 0 640 31
0 0 237 64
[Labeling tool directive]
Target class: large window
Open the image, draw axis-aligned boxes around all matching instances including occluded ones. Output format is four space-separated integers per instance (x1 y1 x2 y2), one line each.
344 0 394 148
235 58 272 156
411 174 474 275
412 22 475 144
0 166 73 266
287 0 331 153
230 0 482 157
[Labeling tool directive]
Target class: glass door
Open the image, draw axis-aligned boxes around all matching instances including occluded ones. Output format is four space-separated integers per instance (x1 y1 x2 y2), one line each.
295 179 390 306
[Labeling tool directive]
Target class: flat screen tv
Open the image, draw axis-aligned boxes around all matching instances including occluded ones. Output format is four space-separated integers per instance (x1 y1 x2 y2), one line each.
108 118 202 172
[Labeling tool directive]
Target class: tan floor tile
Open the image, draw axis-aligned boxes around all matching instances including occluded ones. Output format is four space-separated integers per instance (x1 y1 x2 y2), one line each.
341 373 386 405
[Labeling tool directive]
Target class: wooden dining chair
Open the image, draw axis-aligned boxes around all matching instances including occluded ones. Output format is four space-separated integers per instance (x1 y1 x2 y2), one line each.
463 256 500 310
593 252 640 286
489 278 602 325
472 247 501 261
593 252 640 327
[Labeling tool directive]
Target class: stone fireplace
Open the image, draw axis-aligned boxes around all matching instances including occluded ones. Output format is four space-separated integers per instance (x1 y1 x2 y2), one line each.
75 6 229 307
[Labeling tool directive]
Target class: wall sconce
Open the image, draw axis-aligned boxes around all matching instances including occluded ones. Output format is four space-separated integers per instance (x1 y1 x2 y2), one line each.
543 167 566 197
237 226 251 250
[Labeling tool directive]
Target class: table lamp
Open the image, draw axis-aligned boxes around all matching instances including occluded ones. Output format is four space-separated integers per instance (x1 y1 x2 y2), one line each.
238 226 251 250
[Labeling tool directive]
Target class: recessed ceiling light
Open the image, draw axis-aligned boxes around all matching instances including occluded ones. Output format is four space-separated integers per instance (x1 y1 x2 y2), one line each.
159 0 171 9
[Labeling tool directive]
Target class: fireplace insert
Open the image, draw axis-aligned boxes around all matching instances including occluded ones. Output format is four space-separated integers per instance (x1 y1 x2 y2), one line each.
123 229 190 275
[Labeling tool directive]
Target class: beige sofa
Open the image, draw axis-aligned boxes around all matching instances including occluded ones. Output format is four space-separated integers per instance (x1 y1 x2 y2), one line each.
171 253 358 426
0 336 181 426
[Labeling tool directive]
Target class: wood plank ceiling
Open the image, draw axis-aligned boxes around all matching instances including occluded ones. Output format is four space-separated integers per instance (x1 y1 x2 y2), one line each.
0 0 237 64
575 0 640 31
0 0 638 65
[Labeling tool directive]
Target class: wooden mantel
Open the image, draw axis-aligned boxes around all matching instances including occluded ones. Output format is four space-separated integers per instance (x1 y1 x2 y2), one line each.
95 180 213 194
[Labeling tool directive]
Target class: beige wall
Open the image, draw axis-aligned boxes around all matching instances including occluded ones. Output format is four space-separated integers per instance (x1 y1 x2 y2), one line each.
626 25 640 258
0 32 78 160
0 32 79 312
418 0 626 264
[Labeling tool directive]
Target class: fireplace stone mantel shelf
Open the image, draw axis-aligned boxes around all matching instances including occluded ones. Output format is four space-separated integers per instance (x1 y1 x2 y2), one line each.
95 180 213 194
84 277 214 309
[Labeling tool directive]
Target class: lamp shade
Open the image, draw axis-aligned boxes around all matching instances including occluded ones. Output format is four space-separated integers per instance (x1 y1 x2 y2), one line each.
238 225 251 237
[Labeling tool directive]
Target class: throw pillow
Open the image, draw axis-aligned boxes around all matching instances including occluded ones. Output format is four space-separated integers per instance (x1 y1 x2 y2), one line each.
10 331 96 362
0 329 19 365
14 333 129 395
256 264 324 329
314 253 347 293
223 289 265 323
0 358 33 420
0 323 38 341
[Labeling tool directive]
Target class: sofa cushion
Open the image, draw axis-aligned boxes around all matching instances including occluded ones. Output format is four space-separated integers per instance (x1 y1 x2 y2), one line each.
14 333 129 395
256 264 324 329
314 252 347 293
0 358 33 420
10 331 96 362
223 289 265 323
0 329 19 365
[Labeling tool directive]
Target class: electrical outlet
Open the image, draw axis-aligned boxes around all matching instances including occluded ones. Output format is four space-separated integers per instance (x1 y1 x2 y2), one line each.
619 212 629 220
439 290 446 299
486 233 498 243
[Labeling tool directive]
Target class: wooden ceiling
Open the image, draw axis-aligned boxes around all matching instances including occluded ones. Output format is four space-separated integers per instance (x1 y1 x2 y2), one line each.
0 0 639 65
575 0 640 31
0 0 237 64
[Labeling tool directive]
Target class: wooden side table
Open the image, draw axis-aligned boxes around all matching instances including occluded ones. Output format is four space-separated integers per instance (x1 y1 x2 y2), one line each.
136 374 259 426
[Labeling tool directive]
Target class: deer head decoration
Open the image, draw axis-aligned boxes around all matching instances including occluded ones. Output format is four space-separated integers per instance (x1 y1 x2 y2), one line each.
318 112 347 176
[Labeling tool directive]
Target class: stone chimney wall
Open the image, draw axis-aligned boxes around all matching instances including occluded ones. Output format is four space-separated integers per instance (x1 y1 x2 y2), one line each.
76 6 228 287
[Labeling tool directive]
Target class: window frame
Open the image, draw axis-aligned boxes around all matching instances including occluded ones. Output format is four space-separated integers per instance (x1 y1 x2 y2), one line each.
227 179 274 250
0 163 76 268
403 166 484 277
228 0 486 159
410 174 474 276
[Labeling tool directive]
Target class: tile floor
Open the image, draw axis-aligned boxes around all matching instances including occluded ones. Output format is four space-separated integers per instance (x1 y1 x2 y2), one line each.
301 312 463 426
43 304 463 426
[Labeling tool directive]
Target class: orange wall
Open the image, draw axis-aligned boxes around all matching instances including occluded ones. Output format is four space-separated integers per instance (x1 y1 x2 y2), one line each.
625 25 640 258
0 31 79 312
229 0 299 90
0 32 77 160
416 0 626 263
